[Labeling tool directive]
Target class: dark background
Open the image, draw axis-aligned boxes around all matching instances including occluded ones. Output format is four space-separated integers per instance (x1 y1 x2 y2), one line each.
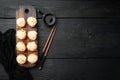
0 0 120 80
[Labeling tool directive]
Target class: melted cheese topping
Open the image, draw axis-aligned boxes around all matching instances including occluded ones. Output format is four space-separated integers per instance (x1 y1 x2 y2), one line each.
28 31 37 40
27 41 37 51
16 18 26 27
27 53 38 64
27 17 37 27
16 54 26 64
16 29 26 39
16 41 26 52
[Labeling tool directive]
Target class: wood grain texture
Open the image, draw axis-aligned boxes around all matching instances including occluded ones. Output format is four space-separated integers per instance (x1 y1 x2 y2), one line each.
0 0 120 80
0 1 120 18
0 19 120 58
0 59 120 80
31 59 120 80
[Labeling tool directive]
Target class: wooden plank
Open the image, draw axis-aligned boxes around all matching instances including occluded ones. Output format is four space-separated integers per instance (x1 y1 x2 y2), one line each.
31 59 120 80
0 1 120 18
0 19 120 58
0 59 120 80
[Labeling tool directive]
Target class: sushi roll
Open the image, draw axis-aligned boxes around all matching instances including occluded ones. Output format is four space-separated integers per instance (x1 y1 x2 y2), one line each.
16 54 26 64
16 18 26 28
27 41 37 51
27 17 37 27
27 53 38 64
16 41 26 52
16 29 26 40
27 30 37 40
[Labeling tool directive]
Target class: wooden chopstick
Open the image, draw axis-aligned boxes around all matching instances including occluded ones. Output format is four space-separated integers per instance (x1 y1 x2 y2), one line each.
42 26 56 53
39 25 56 70
44 26 56 56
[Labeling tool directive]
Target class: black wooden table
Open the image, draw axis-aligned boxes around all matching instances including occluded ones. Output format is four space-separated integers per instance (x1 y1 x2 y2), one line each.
0 0 120 80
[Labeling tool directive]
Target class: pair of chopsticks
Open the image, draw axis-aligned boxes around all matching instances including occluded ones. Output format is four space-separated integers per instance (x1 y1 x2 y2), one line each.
39 25 56 70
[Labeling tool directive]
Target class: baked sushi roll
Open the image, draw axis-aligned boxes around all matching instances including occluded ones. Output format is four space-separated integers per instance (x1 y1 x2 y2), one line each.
27 30 37 40
27 41 37 51
27 53 38 64
16 54 26 64
16 41 26 52
16 29 26 40
27 17 37 27
16 18 26 28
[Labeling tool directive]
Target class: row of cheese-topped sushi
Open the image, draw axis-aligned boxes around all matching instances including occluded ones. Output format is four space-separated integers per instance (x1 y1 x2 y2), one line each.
16 17 38 65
